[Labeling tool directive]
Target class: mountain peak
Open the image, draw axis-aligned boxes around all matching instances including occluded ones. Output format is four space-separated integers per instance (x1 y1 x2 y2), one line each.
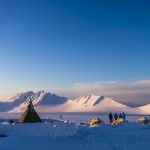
75 95 105 107
9 91 34 103
37 90 47 94
0 91 147 114
2 91 68 112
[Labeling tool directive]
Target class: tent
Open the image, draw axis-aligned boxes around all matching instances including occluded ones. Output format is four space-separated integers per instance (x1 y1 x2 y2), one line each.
136 117 150 124
87 118 104 126
18 100 42 123
112 118 124 124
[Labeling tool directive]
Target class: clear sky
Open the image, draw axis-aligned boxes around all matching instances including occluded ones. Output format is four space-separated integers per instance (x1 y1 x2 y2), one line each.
0 0 150 104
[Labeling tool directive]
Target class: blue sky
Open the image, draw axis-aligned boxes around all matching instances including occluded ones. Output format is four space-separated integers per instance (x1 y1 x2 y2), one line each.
0 0 150 103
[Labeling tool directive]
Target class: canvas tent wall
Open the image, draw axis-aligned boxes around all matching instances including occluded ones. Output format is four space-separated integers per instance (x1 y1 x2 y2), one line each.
136 117 150 124
87 118 104 125
18 100 42 123
112 118 124 124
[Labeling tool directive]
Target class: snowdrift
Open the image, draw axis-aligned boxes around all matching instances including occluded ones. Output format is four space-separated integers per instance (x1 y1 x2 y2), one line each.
1 121 150 150
0 121 77 137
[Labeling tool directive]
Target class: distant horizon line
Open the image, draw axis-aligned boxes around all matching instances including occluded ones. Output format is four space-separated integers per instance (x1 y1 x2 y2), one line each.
0 79 150 106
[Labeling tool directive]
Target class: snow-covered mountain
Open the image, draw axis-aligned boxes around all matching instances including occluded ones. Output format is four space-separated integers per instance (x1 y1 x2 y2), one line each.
75 95 105 107
10 91 67 105
0 91 149 114
136 104 150 114
64 95 133 113
0 91 67 112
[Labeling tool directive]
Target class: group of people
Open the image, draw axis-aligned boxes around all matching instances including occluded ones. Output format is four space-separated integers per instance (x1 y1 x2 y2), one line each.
109 112 126 123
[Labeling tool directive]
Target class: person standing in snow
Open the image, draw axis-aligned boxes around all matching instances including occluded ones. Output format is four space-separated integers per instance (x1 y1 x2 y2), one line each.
114 113 118 120
109 112 113 123
122 112 126 120
119 113 122 118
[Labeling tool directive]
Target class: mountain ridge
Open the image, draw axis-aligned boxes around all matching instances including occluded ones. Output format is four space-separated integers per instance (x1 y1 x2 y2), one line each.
0 91 149 114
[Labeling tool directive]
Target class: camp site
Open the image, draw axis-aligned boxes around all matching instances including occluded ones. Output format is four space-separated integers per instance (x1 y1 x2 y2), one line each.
1 0 150 149
0 99 150 150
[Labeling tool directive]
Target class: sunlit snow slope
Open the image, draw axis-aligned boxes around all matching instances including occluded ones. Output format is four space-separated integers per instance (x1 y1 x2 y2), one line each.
0 91 148 114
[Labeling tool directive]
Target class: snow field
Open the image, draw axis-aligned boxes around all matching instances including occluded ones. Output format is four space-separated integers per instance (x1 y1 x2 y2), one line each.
1 121 150 150
0 121 77 138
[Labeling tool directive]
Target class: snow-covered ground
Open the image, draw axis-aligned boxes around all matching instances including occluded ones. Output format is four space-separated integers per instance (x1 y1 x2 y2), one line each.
0 112 149 124
0 91 150 150
0 120 150 150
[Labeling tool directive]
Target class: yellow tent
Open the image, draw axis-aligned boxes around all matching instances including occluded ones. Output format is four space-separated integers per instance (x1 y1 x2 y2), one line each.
87 118 104 126
112 118 124 124
136 117 150 124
